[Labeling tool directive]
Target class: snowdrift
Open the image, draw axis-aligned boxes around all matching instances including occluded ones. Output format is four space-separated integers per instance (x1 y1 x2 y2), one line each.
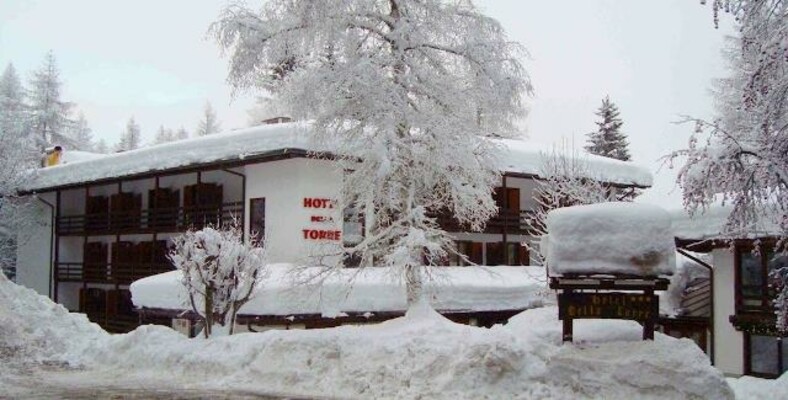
1 273 733 399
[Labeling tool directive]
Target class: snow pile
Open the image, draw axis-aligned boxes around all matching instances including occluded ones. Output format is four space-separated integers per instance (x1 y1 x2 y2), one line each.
727 374 788 400
1 274 733 399
21 123 652 192
131 264 550 317
544 202 676 277
0 272 107 366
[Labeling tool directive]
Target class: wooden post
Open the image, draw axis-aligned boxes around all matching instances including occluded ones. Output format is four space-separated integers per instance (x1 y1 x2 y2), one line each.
644 287 655 340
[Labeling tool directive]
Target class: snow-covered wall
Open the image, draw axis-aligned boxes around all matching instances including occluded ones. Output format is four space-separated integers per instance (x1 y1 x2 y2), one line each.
15 194 54 297
244 158 343 265
712 248 743 376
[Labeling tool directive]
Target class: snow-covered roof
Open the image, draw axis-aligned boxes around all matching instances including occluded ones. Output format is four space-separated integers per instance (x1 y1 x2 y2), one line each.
60 150 107 164
670 205 783 242
130 264 549 317
21 122 652 192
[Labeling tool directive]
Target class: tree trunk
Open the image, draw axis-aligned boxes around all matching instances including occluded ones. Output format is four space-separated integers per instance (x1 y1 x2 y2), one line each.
405 263 423 306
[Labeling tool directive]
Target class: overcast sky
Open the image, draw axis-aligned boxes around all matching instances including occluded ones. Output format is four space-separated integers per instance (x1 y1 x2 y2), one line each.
0 0 735 207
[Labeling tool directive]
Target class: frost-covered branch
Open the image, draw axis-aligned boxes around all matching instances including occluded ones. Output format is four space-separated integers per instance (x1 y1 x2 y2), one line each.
213 0 531 306
168 221 268 337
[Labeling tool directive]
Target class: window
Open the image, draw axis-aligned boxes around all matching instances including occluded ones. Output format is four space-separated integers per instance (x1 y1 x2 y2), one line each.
736 246 787 312
250 198 265 243
746 335 786 377
454 241 483 266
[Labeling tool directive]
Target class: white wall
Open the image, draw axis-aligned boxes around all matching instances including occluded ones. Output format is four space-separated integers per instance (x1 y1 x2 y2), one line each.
712 248 743 376
244 158 343 265
15 193 55 297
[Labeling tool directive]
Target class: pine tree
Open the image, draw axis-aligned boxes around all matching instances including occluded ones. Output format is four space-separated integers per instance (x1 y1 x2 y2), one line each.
175 126 189 140
116 117 141 152
68 112 94 151
94 138 109 154
153 125 176 144
585 96 630 161
28 51 74 153
196 102 221 136
0 64 27 137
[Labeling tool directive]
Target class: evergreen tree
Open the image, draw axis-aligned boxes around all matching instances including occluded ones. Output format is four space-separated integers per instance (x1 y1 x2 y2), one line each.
116 117 141 152
28 51 74 152
68 112 94 151
585 96 630 161
94 138 109 154
196 102 221 136
175 126 189 140
0 64 27 137
153 125 176 144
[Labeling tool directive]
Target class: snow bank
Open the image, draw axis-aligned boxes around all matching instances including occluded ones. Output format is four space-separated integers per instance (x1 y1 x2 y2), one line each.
131 264 550 317
1 274 733 399
0 272 107 366
545 202 676 277
727 374 788 400
21 123 652 192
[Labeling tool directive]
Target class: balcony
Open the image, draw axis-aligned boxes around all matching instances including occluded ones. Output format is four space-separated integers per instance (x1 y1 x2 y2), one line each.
57 202 244 236
435 209 537 235
56 261 173 284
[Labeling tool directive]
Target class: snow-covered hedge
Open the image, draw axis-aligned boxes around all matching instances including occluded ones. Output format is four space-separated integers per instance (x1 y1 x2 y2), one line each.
544 202 676 277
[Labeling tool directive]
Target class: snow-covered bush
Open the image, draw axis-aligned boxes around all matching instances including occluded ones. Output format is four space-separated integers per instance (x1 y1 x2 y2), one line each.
168 221 268 337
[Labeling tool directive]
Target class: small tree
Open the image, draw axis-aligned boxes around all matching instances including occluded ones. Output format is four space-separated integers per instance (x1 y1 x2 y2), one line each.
153 125 176 145
168 221 268 337
116 117 141 152
68 112 94 151
196 102 221 136
175 126 190 140
585 96 631 161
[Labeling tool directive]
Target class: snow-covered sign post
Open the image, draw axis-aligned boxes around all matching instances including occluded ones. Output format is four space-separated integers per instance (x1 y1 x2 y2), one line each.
168 222 268 338
212 0 530 306
544 202 676 342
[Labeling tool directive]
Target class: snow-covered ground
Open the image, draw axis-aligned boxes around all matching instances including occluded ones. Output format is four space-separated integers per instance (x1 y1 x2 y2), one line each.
1 270 743 399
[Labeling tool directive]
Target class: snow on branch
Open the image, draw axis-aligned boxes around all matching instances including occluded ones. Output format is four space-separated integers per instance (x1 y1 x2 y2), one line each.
168 220 268 337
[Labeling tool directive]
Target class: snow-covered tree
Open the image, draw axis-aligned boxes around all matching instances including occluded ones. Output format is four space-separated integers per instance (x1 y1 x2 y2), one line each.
94 138 109 154
0 64 27 138
196 102 221 136
67 112 94 151
153 125 176 145
0 63 37 281
28 51 74 152
168 222 268 337
670 1 787 330
175 126 190 140
246 95 290 126
527 144 631 265
585 96 630 161
116 117 141 152
213 0 530 305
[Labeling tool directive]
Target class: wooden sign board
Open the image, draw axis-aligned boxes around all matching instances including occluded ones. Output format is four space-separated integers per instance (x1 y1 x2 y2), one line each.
558 292 658 322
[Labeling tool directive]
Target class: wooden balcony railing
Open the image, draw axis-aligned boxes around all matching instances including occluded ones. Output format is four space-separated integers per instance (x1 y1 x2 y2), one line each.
57 262 174 284
435 209 537 235
57 202 243 236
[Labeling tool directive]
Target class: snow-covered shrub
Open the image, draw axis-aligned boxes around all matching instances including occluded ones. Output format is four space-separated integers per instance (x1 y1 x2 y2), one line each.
168 221 268 337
